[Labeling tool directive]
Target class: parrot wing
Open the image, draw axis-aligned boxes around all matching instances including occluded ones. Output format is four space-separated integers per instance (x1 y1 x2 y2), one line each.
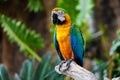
70 25 84 66
53 28 64 60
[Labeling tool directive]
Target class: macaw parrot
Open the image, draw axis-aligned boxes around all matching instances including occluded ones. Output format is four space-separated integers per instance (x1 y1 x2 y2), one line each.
51 8 84 70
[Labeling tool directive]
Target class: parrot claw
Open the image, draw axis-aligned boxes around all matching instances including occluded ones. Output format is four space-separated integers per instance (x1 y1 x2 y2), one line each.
59 60 66 71
59 59 72 71
66 59 72 70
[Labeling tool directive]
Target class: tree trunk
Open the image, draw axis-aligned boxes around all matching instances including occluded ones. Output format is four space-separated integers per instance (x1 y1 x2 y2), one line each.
2 33 16 79
0 27 2 63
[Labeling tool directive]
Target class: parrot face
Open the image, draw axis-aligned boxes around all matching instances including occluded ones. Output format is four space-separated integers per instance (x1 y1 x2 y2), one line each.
51 8 67 25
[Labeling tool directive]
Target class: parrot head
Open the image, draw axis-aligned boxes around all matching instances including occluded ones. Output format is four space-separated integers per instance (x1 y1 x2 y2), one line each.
51 8 71 25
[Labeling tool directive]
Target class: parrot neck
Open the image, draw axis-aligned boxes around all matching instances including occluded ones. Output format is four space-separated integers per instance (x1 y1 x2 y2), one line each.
56 21 71 28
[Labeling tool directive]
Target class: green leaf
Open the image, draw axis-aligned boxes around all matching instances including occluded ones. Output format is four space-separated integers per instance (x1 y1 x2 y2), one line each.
27 0 43 12
76 0 94 26
92 62 109 73
0 53 65 80
117 29 120 35
0 14 44 61
34 53 65 80
110 29 120 56
34 53 52 80
110 35 120 56
0 64 10 80
14 74 21 80
20 59 34 80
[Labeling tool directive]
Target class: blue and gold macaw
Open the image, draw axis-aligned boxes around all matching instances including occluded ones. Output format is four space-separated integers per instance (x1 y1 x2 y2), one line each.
51 8 84 70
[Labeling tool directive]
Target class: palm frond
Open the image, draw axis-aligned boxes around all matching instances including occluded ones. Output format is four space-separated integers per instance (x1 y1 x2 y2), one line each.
0 14 44 61
0 64 10 80
27 0 43 12
20 59 34 80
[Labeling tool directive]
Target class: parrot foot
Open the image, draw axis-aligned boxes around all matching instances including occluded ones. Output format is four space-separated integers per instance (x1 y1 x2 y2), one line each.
59 59 72 72
66 59 72 71
59 60 66 71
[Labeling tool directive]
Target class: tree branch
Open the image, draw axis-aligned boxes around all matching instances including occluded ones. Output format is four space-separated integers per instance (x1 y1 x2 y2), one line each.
55 61 120 80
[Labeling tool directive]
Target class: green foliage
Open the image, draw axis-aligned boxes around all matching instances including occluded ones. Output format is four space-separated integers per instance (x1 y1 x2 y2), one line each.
109 30 120 78
112 53 120 78
93 29 120 79
0 14 44 61
93 61 109 73
91 59 109 80
33 53 65 80
14 74 20 80
76 0 94 42
110 30 120 55
27 0 43 12
0 53 65 80
34 53 52 80
110 39 120 56
20 59 34 80
57 0 79 24
0 65 10 80
76 0 94 26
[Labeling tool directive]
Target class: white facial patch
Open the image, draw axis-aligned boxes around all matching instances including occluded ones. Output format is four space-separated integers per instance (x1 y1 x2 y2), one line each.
58 16 65 21
57 10 65 21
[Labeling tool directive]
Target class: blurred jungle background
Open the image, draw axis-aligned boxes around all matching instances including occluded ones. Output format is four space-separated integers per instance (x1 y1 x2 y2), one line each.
0 0 120 80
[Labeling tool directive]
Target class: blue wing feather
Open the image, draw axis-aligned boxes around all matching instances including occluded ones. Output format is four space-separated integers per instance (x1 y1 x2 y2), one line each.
70 25 84 66
53 28 64 60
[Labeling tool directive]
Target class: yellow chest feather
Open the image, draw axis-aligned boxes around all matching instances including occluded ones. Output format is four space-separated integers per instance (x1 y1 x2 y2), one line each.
56 26 74 60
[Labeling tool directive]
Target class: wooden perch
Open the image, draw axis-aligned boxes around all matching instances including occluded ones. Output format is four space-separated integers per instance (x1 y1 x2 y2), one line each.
55 61 120 80
55 61 98 80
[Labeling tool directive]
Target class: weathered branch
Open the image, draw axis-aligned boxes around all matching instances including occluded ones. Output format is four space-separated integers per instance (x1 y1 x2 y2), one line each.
55 61 98 80
55 61 120 80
